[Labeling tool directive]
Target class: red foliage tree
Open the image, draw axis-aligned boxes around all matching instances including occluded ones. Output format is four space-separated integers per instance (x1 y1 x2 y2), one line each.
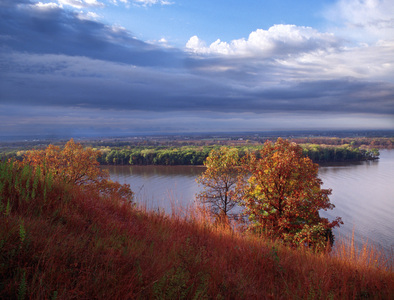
239 138 342 251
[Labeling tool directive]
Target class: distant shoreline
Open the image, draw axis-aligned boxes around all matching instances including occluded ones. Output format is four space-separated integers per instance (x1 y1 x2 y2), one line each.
1 134 390 165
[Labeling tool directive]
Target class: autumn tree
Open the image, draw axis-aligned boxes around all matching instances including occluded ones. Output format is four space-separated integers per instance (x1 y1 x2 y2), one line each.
22 139 133 201
239 138 342 251
196 147 245 223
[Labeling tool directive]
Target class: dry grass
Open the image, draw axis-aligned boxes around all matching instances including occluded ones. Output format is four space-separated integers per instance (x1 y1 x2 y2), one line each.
1 161 393 299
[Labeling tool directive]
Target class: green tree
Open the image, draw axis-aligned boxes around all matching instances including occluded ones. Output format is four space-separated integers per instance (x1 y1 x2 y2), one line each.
196 147 245 222
239 138 342 251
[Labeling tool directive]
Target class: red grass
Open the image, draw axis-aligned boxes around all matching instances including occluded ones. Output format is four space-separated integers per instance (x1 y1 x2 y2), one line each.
1 161 393 299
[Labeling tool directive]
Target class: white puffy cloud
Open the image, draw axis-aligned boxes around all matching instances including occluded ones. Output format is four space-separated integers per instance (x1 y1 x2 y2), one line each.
31 2 61 10
186 36 208 53
84 0 103 6
58 0 104 9
76 11 100 20
185 16 394 84
186 25 339 57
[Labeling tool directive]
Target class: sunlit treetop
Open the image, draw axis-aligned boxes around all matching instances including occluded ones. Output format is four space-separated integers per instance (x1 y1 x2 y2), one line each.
22 139 133 202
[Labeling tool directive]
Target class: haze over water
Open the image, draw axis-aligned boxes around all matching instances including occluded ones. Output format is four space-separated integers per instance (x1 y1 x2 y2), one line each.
105 150 394 253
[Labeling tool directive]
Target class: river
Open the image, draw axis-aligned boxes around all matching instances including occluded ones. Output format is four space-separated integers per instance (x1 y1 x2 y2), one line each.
104 149 394 252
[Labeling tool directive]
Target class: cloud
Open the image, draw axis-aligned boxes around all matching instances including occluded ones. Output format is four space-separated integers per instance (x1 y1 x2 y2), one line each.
112 0 173 6
185 1 394 85
1 103 392 138
76 10 100 20
186 25 340 57
31 2 62 9
325 0 394 43
0 0 184 67
0 0 393 136
184 10 394 111
58 0 105 9
133 0 173 6
1 49 393 117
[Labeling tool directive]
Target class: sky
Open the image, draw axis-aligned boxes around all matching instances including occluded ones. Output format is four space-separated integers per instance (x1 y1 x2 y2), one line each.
0 0 393 137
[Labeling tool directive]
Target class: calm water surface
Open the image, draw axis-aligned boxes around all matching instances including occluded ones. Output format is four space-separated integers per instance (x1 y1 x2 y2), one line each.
104 150 394 252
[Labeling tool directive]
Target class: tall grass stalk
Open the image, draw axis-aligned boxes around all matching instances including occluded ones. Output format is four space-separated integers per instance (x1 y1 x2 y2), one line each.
333 230 393 272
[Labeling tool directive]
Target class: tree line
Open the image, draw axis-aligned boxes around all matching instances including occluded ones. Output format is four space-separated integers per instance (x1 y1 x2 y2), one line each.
95 144 379 165
96 146 212 165
1 142 380 166
301 144 379 162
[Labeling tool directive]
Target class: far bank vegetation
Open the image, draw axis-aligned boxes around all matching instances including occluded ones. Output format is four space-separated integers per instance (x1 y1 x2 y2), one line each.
1 136 389 165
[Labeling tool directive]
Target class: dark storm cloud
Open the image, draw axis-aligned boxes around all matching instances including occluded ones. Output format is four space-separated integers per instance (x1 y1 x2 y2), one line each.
253 80 394 114
0 0 184 67
0 0 393 136
2 49 393 116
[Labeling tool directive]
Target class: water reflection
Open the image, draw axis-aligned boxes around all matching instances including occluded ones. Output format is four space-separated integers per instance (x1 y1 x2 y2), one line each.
103 165 205 213
106 165 205 177
318 150 394 253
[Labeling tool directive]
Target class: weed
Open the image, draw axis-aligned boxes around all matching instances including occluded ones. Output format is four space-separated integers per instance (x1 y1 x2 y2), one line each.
19 219 26 244
153 267 191 299
18 269 27 300
5 199 11 216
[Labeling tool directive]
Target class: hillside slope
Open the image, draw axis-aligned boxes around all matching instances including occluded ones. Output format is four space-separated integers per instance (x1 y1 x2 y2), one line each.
0 161 393 299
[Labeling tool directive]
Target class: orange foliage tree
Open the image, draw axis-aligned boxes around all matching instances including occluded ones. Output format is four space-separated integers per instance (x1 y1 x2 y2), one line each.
239 138 342 251
22 139 133 201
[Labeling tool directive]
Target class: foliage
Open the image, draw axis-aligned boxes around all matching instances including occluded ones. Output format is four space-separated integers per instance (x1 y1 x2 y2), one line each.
290 136 393 149
97 146 212 165
21 139 133 202
96 144 381 165
196 147 245 221
0 160 55 214
0 159 392 299
302 143 380 162
239 138 343 251
2 137 383 165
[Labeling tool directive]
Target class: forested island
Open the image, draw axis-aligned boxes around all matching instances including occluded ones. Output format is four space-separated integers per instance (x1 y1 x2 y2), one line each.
95 143 380 165
1 134 387 165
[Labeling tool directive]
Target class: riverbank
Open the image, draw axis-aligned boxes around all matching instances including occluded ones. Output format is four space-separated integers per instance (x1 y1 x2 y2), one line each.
1 160 392 299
